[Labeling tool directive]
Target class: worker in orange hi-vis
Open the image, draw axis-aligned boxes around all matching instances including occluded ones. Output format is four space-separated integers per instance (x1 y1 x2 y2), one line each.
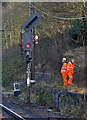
67 59 74 85
61 58 67 86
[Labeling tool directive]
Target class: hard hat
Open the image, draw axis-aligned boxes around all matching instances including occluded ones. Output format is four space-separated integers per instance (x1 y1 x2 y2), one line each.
62 58 66 62
62 58 66 61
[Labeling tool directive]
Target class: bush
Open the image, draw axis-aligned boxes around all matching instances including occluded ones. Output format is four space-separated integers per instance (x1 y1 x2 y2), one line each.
37 88 54 107
65 19 87 47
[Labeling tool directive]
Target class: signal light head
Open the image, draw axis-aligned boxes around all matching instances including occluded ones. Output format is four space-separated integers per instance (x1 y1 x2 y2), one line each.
23 33 33 51
26 43 31 48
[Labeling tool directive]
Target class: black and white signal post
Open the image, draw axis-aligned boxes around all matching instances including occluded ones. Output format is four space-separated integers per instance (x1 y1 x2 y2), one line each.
21 12 41 103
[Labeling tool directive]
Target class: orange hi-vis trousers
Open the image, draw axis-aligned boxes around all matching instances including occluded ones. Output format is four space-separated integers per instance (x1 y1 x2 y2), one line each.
61 62 67 86
62 73 67 86
67 72 73 84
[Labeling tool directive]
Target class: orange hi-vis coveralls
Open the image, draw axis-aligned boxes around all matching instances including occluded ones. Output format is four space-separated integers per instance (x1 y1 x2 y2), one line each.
67 62 74 85
61 62 67 86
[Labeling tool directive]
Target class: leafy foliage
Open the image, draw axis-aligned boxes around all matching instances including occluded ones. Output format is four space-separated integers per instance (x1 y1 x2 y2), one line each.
36 88 54 107
65 19 87 46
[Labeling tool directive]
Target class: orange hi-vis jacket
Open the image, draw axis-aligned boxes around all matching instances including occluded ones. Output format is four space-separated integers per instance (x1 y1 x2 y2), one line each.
61 62 67 75
67 62 74 74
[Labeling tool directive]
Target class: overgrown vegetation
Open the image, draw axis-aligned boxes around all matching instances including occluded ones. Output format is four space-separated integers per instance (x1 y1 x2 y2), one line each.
65 19 87 47
2 2 87 68
36 88 54 107
2 2 87 118
61 104 87 118
2 48 25 88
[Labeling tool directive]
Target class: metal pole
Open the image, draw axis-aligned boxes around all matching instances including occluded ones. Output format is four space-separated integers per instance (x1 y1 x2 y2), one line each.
32 2 35 80
26 2 35 103
26 2 33 103
26 51 31 103
30 2 35 80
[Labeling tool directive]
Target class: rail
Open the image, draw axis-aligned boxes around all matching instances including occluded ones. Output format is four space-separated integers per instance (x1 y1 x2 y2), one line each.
0 104 25 120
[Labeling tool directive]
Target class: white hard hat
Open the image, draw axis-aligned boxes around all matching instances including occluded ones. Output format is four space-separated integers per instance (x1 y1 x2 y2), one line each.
62 58 66 61
62 58 66 62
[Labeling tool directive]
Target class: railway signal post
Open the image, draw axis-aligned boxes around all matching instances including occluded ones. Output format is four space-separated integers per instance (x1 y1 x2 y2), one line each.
22 33 33 103
21 12 41 103
26 51 31 103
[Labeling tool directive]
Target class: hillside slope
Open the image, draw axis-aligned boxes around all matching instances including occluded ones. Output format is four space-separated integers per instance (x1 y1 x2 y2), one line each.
2 2 87 88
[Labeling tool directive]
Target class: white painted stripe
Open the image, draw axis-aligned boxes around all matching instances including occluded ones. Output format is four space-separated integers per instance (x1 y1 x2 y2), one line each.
70 76 73 78
70 67 73 68
61 70 66 72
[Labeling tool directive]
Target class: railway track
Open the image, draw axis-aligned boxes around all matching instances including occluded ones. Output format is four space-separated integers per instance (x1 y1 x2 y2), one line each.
0 103 25 120
1 96 42 119
1 96 63 119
